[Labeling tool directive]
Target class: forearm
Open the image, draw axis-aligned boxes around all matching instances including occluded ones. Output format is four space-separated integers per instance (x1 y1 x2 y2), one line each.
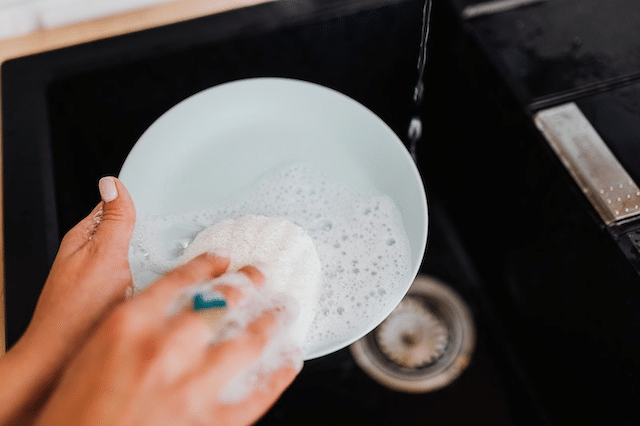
0 334 63 424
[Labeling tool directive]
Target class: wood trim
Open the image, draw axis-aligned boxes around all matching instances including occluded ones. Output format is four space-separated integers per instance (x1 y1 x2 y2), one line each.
0 0 276 355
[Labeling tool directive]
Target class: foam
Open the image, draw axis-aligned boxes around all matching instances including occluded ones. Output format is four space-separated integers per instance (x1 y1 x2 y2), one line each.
178 215 322 347
129 162 412 357
214 288 303 403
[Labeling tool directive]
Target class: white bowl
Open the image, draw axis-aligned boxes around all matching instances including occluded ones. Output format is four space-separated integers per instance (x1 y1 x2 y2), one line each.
119 78 428 359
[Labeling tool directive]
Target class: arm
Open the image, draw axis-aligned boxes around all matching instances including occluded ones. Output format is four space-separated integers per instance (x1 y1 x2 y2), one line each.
0 177 136 424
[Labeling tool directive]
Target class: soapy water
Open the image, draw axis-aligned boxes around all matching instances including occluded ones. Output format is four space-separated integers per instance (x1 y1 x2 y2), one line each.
129 162 412 358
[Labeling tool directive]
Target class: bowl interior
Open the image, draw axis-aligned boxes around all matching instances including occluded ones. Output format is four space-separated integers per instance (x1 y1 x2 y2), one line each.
119 78 428 359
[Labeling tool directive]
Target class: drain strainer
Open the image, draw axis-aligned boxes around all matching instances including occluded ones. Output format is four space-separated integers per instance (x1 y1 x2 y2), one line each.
350 275 475 393
377 297 450 368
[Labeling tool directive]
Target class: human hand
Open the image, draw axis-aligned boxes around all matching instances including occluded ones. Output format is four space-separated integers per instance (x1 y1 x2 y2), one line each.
29 177 136 355
35 252 302 426
0 176 136 423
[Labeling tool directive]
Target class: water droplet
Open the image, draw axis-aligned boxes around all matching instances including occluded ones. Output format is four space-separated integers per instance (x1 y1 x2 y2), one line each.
352 268 360 274
387 238 396 246
171 238 191 258
135 247 149 262
337 307 345 315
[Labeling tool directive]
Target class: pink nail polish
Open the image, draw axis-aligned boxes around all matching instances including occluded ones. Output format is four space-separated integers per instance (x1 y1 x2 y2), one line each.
99 177 118 202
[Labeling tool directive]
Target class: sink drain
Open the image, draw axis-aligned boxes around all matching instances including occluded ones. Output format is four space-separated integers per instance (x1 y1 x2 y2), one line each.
350 275 476 393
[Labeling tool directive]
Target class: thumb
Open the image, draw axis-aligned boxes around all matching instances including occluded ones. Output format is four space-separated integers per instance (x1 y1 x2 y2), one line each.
93 176 136 253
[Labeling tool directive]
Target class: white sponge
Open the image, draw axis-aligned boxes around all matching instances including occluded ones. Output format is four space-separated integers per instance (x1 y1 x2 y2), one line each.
178 215 322 346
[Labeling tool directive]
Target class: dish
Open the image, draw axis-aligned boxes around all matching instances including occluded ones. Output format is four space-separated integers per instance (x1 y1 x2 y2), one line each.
119 77 428 359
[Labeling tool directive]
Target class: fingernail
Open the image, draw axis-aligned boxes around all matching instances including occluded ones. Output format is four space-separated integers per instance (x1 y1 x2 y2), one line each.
251 260 268 274
99 177 118 203
208 248 229 259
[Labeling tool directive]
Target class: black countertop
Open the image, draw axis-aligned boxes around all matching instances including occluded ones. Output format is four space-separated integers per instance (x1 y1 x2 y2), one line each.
462 0 640 110
418 0 640 424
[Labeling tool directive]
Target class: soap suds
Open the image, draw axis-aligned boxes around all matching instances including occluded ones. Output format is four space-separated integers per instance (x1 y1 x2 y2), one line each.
129 162 412 358
178 215 321 348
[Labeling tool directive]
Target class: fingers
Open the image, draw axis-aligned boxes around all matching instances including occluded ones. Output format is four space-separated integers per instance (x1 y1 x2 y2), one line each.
91 177 136 254
57 203 104 257
237 265 265 287
190 310 279 392
213 265 265 306
150 312 213 384
214 365 300 426
133 253 230 317
56 177 136 258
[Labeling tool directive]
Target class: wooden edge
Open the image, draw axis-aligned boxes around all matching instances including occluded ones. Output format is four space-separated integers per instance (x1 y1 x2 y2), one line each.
1 76 5 355
1 142 3 353
0 0 276 356
0 0 275 63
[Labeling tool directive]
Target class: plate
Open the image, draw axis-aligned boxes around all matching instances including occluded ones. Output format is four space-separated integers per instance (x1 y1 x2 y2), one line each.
119 78 428 359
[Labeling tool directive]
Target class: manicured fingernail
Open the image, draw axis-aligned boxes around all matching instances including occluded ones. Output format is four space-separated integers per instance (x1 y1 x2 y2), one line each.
99 177 118 203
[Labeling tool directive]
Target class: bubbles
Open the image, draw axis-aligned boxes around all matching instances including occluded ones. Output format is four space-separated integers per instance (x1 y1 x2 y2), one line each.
318 220 333 232
129 162 412 357
168 238 187 258
179 215 322 348
134 245 149 263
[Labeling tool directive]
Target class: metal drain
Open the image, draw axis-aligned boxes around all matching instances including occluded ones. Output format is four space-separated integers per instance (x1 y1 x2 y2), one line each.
350 275 476 393
377 297 449 368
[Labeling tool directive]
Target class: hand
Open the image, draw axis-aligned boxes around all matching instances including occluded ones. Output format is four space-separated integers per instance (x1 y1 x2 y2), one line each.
30 177 136 353
35 253 302 426
0 176 136 423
